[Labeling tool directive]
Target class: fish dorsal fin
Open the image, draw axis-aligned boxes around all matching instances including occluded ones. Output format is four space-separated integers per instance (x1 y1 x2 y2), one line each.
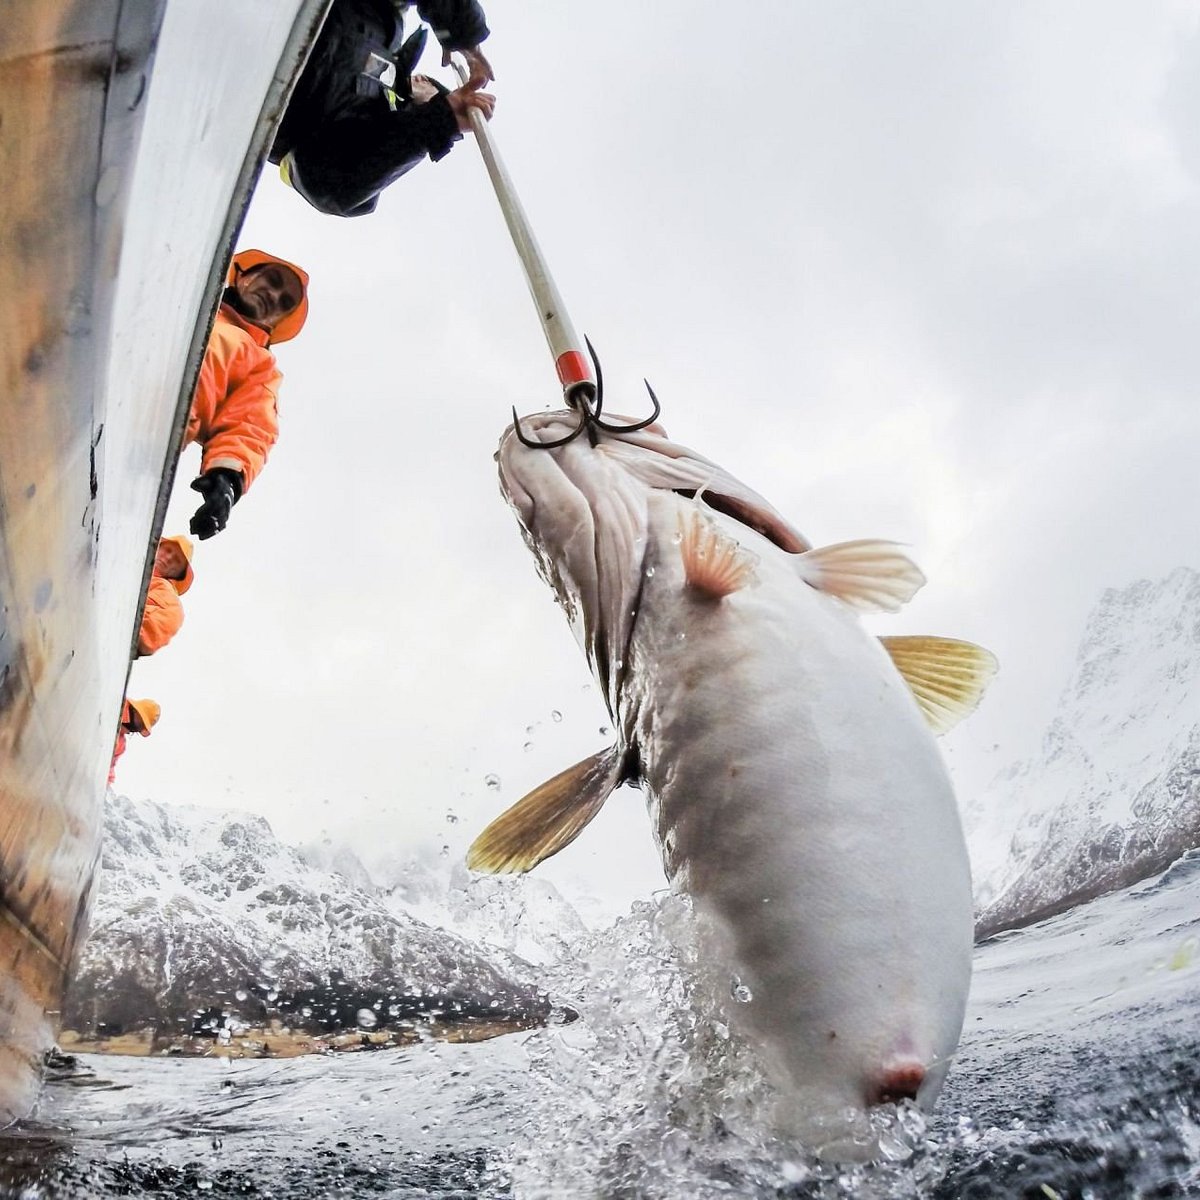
679 506 758 599
880 635 999 734
467 745 626 874
793 540 926 613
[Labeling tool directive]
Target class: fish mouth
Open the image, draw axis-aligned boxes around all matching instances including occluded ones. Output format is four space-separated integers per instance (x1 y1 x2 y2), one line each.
495 412 810 710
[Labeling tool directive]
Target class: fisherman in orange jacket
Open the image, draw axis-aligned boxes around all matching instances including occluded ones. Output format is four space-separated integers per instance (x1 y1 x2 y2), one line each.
136 534 195 658
186 249 310 540
109 698 161 785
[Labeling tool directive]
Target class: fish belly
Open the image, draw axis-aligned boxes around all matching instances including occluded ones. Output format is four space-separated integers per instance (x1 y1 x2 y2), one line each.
625 504 973 1138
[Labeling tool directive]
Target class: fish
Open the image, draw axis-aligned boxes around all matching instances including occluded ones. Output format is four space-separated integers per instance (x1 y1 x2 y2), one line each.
469 409 996 1155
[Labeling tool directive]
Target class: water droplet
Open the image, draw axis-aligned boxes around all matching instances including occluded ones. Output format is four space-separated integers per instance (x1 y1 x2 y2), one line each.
551 710 562 723
485 774 501 790
730 978 753 1003
645 566 656 578
671 531 683 545
599 726 609 736
445 810 459 825
676 630 687 641
525 724 536 735
234 989 248 1002
356 1009 378 1029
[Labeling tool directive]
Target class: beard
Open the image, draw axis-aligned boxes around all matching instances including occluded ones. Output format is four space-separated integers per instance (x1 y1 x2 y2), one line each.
221 284 268 325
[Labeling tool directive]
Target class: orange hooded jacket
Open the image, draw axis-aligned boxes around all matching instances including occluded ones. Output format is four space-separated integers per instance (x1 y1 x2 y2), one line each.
109 698 161 784
137 576 183 656
184 250 309 492
136 534 194 657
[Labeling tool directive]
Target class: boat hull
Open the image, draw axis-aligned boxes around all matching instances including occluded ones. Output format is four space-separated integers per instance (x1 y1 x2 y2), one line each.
0 0 328 1122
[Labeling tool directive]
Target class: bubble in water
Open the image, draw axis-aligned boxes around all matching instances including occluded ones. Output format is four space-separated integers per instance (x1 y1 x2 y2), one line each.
234 989 248 1002
730 978 753 1003
551 710 563 723
356 1009 378 1029
523 742 534 752
781 1161 809 1184
485 774 501 790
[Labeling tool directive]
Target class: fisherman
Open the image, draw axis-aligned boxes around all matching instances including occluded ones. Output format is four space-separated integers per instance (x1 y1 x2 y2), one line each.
268 0 495 218
187 249 310 540
135 534 195 658
109 698 161 785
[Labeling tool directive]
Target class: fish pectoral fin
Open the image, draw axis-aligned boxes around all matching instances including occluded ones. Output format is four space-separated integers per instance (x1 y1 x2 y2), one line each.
679 506 758 599
793 540 925 613
466 745 626 874
880 635 999 734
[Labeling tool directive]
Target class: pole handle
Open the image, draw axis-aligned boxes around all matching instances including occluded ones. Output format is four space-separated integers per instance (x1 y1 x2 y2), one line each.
451 59 593 399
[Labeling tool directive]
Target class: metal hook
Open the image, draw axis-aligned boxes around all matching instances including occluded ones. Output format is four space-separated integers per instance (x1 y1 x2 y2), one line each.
511 340 663 449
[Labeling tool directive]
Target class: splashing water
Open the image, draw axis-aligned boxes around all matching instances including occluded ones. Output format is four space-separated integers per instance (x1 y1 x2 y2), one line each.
5 860 1200 1196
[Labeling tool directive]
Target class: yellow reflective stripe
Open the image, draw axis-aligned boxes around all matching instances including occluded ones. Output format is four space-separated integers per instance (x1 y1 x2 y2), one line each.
279 153 295 189
384 87 398 112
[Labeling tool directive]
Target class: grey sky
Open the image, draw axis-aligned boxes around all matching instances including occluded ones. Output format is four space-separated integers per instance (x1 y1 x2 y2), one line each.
121 1 1200 913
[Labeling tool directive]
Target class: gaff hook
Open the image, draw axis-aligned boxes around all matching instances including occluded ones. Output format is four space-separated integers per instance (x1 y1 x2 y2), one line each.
512 337 663 450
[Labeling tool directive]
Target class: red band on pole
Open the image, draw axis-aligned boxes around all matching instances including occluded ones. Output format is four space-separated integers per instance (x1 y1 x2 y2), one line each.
555 350 591 388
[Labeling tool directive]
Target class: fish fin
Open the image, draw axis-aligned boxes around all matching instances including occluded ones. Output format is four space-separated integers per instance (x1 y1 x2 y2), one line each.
467 745 625 874
679 507 758 599
880 635 999 734
793 540 925 612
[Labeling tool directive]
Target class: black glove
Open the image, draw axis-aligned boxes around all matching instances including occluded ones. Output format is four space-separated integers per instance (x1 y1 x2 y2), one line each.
189 468 242 540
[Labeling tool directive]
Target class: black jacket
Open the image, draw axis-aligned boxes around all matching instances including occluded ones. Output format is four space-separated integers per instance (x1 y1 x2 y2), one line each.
269 0 489 215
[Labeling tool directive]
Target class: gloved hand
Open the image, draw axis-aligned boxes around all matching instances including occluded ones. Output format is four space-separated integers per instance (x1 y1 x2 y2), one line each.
188 468 242 540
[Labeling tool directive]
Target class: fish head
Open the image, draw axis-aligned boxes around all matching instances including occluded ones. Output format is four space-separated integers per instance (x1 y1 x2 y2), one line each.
496 411 811 710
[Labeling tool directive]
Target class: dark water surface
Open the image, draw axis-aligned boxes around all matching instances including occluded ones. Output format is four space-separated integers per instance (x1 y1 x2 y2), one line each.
4 854 1200 1198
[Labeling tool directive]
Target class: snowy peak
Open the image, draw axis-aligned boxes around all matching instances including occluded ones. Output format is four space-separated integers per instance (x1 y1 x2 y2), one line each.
66 795 553 1048
968 567 1200 936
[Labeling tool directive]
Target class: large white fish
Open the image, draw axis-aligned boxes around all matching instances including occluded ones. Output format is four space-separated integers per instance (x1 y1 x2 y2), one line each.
470 410 996 1154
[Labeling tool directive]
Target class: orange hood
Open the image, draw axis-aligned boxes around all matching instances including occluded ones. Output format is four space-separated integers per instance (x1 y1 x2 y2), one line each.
159 533 195 595
227 249 310 344
125 698 161 735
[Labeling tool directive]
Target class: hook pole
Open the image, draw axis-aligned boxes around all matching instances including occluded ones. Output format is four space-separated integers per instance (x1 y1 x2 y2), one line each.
452 59 593 406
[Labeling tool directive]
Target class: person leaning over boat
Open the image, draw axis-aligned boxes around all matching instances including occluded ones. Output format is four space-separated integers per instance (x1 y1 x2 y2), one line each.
186 250 310 540
135 534 194 658
268 0 495 218
109 698 161 785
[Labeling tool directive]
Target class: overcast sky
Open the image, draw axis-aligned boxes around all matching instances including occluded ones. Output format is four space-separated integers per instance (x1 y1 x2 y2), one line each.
120 0 1200 917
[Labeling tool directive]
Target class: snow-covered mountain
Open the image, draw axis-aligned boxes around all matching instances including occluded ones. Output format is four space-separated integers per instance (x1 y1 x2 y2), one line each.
66 795 553 1043
966 567 1200 937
